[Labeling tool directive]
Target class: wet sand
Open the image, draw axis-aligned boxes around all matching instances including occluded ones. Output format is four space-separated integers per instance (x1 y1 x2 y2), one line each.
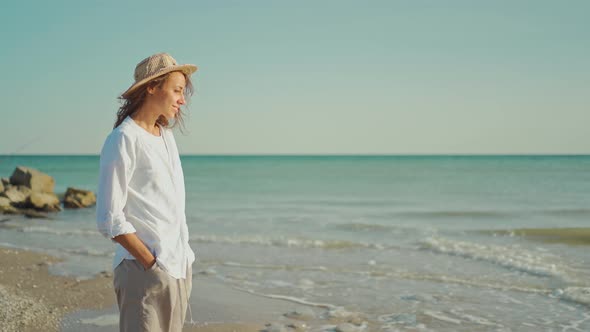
0 247 273 332
0 246 350 332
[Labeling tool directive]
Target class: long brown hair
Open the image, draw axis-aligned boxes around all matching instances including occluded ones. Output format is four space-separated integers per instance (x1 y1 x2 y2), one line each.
114 71 194 131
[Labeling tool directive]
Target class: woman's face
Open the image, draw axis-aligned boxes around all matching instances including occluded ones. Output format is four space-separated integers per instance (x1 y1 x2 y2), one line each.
152 71 187 120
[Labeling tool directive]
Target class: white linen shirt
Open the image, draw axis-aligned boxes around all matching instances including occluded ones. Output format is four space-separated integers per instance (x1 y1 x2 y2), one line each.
96 116 195 279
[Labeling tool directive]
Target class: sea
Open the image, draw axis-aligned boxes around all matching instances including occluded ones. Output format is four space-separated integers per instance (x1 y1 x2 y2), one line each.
0 155 589 331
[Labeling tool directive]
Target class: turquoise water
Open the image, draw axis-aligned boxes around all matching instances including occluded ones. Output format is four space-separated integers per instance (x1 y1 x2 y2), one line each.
1 155 589 330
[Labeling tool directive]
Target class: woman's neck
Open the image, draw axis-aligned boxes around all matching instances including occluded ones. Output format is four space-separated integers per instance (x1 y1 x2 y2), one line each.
130 108 161 136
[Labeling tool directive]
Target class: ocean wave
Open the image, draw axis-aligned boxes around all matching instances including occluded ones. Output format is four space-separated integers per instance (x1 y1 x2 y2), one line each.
219 261 552 296
283 198 401 208
398 210 509 219
420 237 570 279
221 261 329 272
331 222 405 233
560 287 590 307
361 269 550 295
485 228 590 246
6 225 99 237
61 248 113 257
189 234 388 250
543 208 590 217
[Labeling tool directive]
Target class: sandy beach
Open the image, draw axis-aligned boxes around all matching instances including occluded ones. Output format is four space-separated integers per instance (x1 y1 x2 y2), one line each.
0 246 363 332
0 247 114 332
0 247 269 332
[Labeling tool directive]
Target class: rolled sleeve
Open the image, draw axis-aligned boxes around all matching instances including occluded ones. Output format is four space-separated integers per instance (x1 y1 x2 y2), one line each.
96 131 137 242
98 213 137 241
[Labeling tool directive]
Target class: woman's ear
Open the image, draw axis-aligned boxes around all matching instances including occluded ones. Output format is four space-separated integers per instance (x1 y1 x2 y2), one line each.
146 85 156 95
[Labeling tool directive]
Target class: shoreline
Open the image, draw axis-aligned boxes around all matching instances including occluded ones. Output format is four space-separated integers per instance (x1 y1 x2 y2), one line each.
0 246 360 332
0 247 272 332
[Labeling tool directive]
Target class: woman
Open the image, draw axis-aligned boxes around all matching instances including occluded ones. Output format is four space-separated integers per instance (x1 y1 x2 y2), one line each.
96 53 197 332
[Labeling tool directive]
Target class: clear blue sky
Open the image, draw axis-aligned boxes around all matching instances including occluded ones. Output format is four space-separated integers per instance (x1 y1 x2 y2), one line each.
1 0 588 155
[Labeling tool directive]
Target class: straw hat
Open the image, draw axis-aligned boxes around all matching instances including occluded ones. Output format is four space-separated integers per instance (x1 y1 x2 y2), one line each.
121 53 197 98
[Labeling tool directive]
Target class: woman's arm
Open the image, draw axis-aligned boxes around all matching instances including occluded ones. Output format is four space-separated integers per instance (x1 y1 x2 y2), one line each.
96 133 137 241
113 233 156 270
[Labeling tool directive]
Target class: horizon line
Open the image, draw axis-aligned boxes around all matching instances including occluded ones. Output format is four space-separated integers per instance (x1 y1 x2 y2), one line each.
1 153 589 157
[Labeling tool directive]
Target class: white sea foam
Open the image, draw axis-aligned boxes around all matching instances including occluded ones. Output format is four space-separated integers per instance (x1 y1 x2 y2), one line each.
9 223 392 250
298 278 315 289
233 286 336 309
361 269 550 295
560 287 590 307
420 237 570 279
222 261 328 272
16 225 98 237
190 234 388 250
449 309 501 327
325 307 362 319
422 310 461 325
331 222 406 232
62 248 113 257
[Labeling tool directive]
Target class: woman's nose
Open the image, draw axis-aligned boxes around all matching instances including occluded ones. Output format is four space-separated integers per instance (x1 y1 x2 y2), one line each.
179 95 186 105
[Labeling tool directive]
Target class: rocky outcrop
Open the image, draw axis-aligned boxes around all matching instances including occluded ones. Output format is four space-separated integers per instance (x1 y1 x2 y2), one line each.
9 166 55 193
28 192 61 212
63 188 96 209
1 186 30 206
0 166 93 217
0 197 17 214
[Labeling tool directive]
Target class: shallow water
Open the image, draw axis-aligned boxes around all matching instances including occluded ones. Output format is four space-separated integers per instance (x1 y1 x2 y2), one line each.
1 155 589 330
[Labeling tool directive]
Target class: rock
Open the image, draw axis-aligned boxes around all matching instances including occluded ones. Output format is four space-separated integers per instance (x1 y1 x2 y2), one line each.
1 206 50 218
0 197 17 214
9 166 55 193
99 270 113 278
284 307 316 320
4 207 49 219
0 197 11 208
261 323 289 332
286 322 307 331
0 180 3 193
28 192 61 212
17 186 33 198
1 186 30 205
1 205 19 215
63 187 96 208
1 178 9 187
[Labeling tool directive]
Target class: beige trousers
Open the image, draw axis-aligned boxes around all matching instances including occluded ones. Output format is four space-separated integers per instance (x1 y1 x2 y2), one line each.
114 259 192 332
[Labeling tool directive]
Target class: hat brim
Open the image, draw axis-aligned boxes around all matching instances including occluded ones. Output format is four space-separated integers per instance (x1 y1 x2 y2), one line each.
121 64 198 98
